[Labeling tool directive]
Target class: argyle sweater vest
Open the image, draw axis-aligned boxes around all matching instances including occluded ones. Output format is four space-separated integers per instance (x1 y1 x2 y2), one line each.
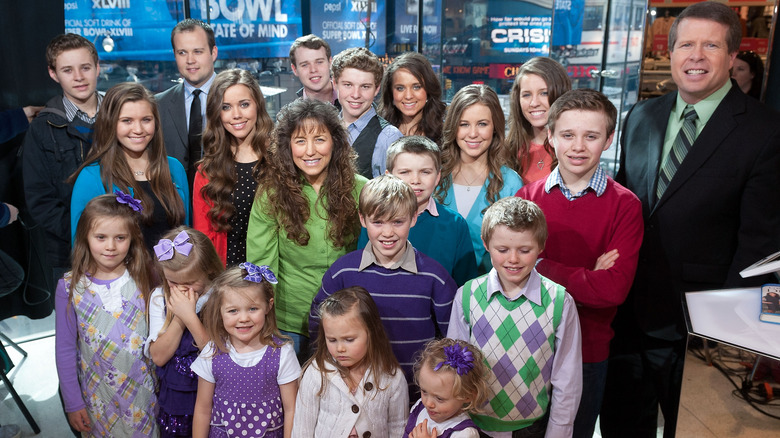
462 274 565 432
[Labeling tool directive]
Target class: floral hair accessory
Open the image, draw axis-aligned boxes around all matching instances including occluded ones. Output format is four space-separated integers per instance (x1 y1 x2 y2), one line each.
434 344 474 376
153 230 193 261
240 262 278 284
114 189 142 212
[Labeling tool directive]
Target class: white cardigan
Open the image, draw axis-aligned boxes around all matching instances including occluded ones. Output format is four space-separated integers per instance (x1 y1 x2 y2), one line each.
292 361 409 437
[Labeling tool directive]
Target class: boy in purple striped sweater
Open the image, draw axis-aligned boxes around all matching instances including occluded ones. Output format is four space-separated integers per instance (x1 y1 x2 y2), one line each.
309 175 457 395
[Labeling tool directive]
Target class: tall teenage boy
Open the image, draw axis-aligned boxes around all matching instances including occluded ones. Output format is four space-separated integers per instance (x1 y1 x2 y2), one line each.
332 47 402 179
23 33 102 290
517 88 643 438
289 34 340 108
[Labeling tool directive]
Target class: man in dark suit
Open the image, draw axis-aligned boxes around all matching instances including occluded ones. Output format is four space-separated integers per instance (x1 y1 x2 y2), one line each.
156 19 218 188
601 2 780 437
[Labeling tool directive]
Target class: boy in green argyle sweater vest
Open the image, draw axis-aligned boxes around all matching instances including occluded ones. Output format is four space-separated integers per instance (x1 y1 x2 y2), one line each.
448 197 582 438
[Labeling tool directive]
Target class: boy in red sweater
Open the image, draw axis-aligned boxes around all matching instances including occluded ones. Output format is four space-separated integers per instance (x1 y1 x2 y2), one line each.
516 88 643 438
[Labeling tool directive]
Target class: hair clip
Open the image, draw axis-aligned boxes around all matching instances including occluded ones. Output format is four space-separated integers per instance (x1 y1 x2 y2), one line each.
153 230 193 261
240 262 278 284
114 189 142 212
434 344 474 376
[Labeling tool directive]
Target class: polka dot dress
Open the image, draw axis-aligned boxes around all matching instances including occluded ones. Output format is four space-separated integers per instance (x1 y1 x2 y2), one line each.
209 340 284 437
227 161 259 267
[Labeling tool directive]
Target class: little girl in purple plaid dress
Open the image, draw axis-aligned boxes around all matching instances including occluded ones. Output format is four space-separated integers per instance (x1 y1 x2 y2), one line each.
191 263 300 437
404 339 490 438
146 227 224 437
55 193 159 437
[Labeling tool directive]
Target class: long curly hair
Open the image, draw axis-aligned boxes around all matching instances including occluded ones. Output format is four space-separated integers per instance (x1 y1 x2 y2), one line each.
198 69 273 232
257 99 360 248
436 84 507 206
506 57 570 174
379 52 445 144
69 194 154 304
72 82 184 226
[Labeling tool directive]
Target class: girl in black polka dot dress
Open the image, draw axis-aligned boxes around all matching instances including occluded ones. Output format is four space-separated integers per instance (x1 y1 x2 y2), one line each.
193 69 273 267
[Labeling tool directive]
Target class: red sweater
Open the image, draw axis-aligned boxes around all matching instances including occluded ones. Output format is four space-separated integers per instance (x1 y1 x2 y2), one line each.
517 178 643 362
193 168 227 265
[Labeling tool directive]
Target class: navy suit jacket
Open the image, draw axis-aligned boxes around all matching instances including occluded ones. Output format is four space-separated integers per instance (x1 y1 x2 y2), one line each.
615 84 780 340
156 82 189 169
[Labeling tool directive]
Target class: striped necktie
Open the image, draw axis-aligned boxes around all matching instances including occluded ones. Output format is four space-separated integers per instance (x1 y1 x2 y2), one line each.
656 105 697 200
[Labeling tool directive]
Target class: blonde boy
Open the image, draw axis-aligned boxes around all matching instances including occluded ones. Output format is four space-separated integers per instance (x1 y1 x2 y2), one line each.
310 175 457 386
448 197 582 438
516 88 642 438
357 136 477 285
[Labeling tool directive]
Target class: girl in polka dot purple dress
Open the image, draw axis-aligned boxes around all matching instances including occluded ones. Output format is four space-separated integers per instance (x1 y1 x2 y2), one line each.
191 263 300 437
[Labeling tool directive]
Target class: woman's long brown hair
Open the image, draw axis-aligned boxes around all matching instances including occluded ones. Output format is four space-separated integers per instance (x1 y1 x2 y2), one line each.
257 99 360 248
436 84 508 206
71 82 185 226
198 69 273 232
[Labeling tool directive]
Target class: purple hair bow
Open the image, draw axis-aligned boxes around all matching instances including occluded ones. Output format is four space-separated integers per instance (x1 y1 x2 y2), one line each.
434 344 474 376
239 262 278 284
153 230 193 261
114 189 142 212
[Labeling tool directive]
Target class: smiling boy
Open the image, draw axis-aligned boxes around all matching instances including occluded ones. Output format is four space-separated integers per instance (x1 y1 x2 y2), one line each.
448 197 581 438
516 88 642 438
357 136 477 285
309 175 457 390
23 33 103 291
331 47 402 179
289 34 339 108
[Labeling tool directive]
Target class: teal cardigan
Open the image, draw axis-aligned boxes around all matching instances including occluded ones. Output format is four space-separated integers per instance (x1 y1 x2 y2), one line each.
440 165 523 274
70 157 190 242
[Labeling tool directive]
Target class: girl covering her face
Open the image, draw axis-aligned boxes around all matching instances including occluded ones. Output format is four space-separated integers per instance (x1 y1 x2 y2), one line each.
147 226 225 437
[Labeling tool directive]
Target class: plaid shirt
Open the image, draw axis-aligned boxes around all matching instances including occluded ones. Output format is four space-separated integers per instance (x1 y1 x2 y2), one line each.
62 92 103 124
544 165 607 201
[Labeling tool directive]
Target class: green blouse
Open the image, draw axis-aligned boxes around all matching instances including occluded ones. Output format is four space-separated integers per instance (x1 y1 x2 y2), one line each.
246 175 367 335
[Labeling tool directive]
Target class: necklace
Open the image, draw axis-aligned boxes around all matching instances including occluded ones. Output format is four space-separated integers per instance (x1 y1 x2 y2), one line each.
457 166 487 191
133 170 145 176
537 158 545 170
